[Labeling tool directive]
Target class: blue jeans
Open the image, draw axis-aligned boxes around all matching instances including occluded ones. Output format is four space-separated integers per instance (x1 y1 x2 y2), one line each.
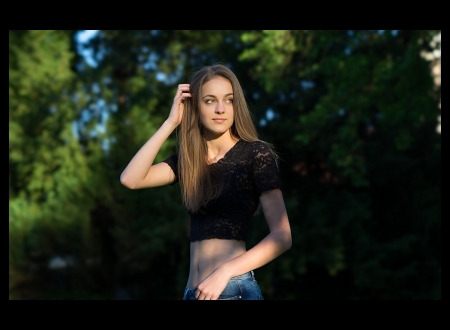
182 270 264 300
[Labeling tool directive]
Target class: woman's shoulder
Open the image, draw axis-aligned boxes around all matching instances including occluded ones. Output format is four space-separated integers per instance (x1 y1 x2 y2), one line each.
239 139 267 147
234 140 277 166
239 139 273 153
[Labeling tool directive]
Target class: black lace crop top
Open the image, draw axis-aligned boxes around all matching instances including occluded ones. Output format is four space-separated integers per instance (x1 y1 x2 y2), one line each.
162 140 281 242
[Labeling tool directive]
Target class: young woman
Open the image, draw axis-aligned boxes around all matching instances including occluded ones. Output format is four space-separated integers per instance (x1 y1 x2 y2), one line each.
120 63 291 300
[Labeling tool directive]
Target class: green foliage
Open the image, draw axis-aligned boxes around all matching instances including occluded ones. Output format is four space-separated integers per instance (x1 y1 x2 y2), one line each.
9 30 98 299
240 30 441 299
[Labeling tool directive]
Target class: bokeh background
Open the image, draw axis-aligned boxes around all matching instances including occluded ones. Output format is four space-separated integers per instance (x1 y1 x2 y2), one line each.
9 30 441 300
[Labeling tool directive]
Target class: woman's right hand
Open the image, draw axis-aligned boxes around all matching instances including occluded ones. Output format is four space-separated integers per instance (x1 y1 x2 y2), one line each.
167 84 191 126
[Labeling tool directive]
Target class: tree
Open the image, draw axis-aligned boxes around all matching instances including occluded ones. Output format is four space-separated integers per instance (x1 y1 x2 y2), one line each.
9 30 101 299
239 30 441 299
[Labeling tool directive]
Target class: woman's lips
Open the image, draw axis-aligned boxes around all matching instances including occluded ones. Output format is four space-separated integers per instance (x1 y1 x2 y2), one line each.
213 119 226 123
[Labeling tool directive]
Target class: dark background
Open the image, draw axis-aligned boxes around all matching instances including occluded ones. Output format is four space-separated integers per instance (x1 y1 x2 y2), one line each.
9 30 441 300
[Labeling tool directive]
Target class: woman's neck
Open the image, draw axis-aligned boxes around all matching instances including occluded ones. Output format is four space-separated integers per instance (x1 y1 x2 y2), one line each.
204 130 239 163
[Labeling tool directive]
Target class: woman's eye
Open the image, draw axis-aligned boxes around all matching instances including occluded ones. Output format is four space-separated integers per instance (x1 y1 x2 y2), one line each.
204 98 232 104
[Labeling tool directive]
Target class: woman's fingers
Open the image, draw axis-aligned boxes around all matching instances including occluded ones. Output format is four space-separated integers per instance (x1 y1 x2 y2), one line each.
167 84 191 126
195 287 218 300
177 84 190 92
195 289 206 300
175 84 190 103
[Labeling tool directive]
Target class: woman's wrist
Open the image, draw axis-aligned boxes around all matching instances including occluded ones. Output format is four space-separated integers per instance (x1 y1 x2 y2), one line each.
164 118 179 129
218 262 237 280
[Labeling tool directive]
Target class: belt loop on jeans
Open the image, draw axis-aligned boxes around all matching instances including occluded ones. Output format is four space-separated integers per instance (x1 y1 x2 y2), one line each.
250 270 255 279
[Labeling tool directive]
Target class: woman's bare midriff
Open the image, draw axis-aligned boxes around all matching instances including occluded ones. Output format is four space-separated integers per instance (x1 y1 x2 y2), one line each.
187 238 247 289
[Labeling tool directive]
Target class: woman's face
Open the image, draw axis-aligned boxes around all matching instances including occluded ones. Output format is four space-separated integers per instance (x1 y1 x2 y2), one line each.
199 76 234 139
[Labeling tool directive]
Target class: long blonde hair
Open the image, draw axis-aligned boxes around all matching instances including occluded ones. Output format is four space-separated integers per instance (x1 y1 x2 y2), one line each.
177 63 276 213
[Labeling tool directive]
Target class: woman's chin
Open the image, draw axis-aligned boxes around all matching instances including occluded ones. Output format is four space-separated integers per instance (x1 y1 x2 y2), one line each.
203 129 231 139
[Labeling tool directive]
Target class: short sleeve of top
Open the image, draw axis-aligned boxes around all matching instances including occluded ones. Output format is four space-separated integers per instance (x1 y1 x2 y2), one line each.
251 141 282 196
161 153 179 185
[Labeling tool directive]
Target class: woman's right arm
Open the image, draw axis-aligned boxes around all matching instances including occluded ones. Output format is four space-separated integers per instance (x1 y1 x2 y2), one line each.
119 84 190 189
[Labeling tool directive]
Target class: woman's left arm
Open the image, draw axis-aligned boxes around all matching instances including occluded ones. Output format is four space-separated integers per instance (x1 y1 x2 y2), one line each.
195 188 291 300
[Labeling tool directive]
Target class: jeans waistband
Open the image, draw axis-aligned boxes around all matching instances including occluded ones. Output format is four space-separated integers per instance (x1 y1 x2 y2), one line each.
230 270 255 281
185 271 255 293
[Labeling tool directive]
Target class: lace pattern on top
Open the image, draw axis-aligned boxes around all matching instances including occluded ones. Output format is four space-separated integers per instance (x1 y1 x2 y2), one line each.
162 140 281 242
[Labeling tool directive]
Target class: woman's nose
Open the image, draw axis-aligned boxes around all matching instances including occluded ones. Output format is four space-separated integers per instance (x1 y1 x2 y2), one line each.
215 102 225 113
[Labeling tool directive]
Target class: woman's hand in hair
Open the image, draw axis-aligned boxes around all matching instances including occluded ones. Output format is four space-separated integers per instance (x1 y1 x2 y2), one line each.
167 84 191 127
